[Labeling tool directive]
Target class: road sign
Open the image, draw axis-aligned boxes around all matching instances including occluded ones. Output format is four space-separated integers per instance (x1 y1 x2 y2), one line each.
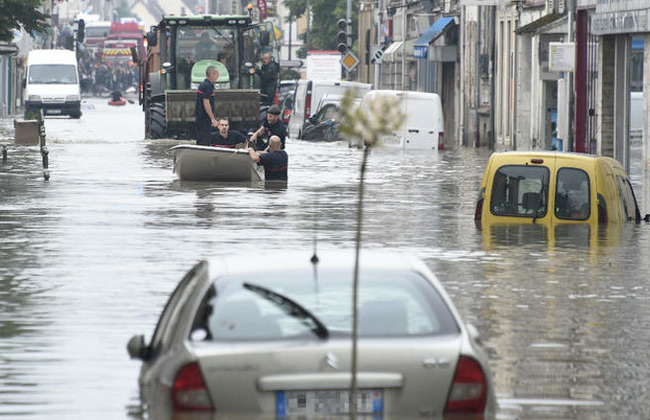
371 46 384 64
341 51 359 72
281 59 303 68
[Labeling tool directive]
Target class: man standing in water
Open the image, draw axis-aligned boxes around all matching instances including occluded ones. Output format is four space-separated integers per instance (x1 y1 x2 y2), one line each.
248 136 287 181
195 66 219 146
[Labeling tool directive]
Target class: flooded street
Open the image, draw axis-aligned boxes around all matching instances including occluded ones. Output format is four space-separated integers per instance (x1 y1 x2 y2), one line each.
1 97 650 420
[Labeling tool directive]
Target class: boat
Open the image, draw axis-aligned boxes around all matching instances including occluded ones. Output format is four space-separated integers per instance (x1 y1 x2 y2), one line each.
171 144 264 182
108 98 126 106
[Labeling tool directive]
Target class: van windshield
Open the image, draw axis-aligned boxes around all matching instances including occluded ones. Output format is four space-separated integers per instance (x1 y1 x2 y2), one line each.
29 65 78 84
490 165 549 218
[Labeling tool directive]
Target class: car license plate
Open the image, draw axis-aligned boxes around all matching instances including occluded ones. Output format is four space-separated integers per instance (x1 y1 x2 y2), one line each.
381 135 400 146
46 109 62 114
276 389 383 416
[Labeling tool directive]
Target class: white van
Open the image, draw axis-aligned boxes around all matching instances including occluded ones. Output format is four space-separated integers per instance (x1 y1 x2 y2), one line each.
24 49 82 119
353 90 444 150
288 80 371 140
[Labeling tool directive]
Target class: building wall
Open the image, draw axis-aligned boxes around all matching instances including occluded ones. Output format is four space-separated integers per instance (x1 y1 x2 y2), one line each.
598 35 615 157
496 12 517 149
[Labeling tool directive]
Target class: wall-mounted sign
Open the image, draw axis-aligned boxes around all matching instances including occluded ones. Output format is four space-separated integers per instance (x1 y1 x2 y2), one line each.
549 42 575 72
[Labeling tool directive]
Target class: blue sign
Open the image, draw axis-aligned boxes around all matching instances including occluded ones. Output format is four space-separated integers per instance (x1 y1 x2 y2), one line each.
414 46 428 59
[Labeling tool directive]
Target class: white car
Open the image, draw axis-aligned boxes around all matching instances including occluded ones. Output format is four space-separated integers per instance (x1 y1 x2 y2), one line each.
128 250 495 419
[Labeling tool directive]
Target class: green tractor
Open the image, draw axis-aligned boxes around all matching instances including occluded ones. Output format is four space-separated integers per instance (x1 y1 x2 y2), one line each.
138 14 278 139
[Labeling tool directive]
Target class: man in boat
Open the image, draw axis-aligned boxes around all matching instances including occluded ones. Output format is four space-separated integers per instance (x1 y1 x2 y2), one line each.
211 117 247 148
195 66 220 146
248 136 288 181
248 104 287 150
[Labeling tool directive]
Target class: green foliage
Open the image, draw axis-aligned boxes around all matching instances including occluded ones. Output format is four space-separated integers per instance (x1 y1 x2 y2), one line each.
115 0 138 19
0 0 49 43
280 69 301 80
285 0 358 52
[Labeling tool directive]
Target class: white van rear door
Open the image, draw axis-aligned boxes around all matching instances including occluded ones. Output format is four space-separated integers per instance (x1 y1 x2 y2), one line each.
403 97 441 150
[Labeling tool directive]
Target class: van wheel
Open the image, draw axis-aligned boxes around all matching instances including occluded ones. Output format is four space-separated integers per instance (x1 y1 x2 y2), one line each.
150 103 166 139
70 110 82 119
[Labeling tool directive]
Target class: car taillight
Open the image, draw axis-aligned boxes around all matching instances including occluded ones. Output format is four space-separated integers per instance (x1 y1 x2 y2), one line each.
283 109 291 123
444 356 487 415
306 92 312 118
438 132 444 150
172 362 213 411
597 194 607 224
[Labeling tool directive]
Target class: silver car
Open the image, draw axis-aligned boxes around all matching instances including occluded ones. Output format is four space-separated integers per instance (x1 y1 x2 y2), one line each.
127 250 495 419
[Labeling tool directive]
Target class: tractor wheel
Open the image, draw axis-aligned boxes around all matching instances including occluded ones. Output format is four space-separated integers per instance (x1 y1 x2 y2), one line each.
150 102 166 139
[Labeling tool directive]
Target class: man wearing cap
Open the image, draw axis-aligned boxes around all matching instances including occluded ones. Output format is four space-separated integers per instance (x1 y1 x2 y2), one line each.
249 104 287 150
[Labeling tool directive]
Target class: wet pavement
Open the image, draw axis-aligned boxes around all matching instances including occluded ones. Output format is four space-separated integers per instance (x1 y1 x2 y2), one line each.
0 97 649 419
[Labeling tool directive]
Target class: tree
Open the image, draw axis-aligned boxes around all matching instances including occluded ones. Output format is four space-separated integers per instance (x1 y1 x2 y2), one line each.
284 0 358 52
0 0 49 43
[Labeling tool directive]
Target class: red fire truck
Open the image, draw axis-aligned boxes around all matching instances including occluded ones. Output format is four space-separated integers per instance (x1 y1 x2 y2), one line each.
100 21 145 66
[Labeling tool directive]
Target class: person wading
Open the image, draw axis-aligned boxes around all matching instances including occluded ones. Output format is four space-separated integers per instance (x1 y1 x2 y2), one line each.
248 136 288 181
195 66 219 146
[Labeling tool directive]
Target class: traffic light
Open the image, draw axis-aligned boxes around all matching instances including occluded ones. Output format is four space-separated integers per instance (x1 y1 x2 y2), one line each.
76 19 85 43
336 18 349 54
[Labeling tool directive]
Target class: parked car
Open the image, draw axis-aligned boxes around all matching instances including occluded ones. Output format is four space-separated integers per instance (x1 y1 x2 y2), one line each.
279 89 294 124
288 80 371 140
127 250 495 420
302 94 362 142
278 79 297 104
474 151 650 227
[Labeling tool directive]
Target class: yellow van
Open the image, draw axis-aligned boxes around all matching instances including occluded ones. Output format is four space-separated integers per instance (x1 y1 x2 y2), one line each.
474 151 648 227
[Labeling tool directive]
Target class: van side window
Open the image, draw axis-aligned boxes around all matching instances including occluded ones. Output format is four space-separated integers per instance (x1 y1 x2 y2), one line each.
555 168 590 220
490 165 549 217
616 175 639 221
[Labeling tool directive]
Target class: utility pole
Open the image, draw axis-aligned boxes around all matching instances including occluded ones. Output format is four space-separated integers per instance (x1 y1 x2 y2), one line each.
374 0 383 89
306 0 311 53
567 0 574 151
346 0 352 80
401 0 406 89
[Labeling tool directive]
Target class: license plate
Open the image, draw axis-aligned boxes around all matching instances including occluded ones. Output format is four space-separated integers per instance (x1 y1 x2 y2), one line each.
381 135 400 146
46 109 62 114
276 389 383 416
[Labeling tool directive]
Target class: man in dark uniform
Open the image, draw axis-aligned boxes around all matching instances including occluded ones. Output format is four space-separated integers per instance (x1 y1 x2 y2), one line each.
257 53 279 106
211 117 247 148
248 104 287 150
195 66 219 146
248 136 288 181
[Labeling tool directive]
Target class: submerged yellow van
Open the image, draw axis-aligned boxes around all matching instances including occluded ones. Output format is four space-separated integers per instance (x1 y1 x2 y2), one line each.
474 151 648 227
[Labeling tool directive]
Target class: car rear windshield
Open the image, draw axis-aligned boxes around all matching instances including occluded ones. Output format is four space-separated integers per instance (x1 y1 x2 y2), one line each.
193 269 459 341
490 165 549 218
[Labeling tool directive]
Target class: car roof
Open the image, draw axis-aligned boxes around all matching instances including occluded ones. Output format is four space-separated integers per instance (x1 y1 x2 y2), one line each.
206 249 428 278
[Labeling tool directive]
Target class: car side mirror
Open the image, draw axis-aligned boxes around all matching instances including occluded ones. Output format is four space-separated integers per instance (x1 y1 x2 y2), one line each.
146 30 157 47
127 334 149 361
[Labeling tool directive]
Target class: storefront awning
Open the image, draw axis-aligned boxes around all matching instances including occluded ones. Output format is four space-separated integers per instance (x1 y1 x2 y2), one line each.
413 17 455 59
383 41 403 62
515 13 565 34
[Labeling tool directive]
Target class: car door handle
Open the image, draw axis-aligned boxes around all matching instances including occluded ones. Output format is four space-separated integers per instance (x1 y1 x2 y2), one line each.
407 129 419 133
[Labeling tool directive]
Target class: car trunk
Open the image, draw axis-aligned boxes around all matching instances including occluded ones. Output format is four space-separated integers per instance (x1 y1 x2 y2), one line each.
193 335 462 418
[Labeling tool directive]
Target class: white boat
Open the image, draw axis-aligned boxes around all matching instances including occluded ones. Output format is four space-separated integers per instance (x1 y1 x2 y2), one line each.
171 144 264 182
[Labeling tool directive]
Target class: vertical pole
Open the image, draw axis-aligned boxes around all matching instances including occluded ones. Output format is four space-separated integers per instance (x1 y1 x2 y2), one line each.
476 6 482 147
346 0 352 80
374 0 382 89
306 0 311 53
567 0 574 151
401 0 406 90
289 17 292 60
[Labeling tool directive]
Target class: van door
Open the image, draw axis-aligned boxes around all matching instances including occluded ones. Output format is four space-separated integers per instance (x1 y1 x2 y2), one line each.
403 95 442 149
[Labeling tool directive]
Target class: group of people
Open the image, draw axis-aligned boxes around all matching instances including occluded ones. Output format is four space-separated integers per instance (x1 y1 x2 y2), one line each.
194 65 287 181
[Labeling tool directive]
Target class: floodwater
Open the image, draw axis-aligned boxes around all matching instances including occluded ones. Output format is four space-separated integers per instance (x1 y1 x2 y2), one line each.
1 97 649 420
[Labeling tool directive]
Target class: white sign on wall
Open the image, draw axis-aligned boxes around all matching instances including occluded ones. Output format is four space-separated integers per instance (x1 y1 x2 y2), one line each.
549 42 575 72
306 52 342 81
